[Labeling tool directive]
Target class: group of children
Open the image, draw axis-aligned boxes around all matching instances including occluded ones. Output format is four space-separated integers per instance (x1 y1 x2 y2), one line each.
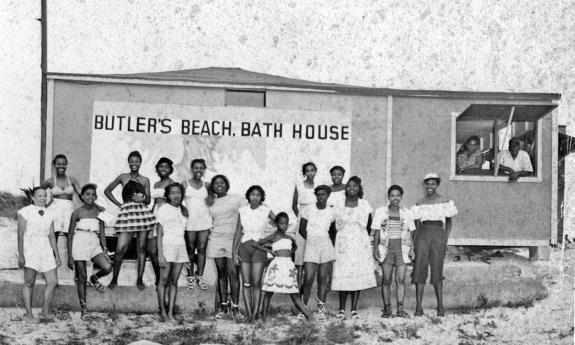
17 151 457 323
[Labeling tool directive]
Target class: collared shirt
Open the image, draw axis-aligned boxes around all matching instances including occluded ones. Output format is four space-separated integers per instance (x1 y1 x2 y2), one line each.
301 205 336 239
372 206 416 239
498 149 533 173
239 205 271 242
18 205 54 238
156 204 187 246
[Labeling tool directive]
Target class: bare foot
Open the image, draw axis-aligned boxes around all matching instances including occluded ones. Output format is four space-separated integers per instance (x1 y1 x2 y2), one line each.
160 312 169 322
108 281 118 290
168 314 176 323
136 280 146 291
22 313 35 322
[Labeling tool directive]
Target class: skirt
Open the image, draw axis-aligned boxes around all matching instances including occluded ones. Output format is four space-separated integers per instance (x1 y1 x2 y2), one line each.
114 202 157 233
331 225 377 291
206 232 235 259
48 198 74 233
262 257 299 293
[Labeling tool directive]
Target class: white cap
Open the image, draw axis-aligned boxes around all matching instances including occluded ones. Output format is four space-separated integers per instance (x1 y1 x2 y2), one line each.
424 173 439 181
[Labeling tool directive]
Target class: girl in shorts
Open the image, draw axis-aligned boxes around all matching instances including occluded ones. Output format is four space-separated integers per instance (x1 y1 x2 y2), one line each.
372 185 415 318
257 213 310 322
299 185 337 321
67 184 113 319
17 187 61 321
233 185 275 322
156 183 189 322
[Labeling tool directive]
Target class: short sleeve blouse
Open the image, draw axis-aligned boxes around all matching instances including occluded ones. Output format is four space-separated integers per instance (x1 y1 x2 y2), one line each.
239 205 271 242
301 205 336 238
156 204 187 245
335 199 373 229
209 194 245 235
411 200 458 224
296 179 316 207
18 205 54 237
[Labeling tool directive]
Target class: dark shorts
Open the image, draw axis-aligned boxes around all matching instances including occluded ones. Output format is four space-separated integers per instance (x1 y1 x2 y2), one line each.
412 221 446 285
238 240 267 263
382 239 405 266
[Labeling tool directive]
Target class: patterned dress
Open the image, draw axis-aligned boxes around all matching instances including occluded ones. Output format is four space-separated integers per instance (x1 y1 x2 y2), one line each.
262 238 299 293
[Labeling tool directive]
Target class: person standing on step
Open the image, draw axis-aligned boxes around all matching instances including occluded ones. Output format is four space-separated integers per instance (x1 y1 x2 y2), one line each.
372 185 415 319
183 159 212 291
292 162 318 287
411 173 458 317
104 151 155 290
67 184 112 319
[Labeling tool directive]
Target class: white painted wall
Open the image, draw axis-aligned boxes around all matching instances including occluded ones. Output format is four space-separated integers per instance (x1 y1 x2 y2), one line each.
1 1 574 235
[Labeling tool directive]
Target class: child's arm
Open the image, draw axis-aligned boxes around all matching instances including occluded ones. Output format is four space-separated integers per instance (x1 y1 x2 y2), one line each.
156 223 166 267
232 217 243 266
17 215 26 269
104 175 124 208
256 234 276 246
252 243 275 256
67 211 78 269
48 222 61 267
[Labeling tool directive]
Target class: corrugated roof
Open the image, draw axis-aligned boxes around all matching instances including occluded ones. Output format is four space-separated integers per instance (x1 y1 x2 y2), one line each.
47 67 561 101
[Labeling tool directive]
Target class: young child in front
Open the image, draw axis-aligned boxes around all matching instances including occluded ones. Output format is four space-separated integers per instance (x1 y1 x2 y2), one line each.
257 212 310 322
67 184 113 319
17 187 61 321
156 183 189 322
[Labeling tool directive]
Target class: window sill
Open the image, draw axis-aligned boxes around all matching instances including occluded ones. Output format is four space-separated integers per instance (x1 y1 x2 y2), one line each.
449 174 542 183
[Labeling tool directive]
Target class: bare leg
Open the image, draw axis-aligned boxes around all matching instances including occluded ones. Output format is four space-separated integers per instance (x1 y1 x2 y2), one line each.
157 265 169 321
396 264 409 317
185 231 198 277
214 258 229 308
317 262 332 303
22 268 37 321
195 230 210 277
109 232 132 289
296 265 304 288
91 253 113 279
240 263 253 321
74 261 88 315
338 291 349 311
350 290 361 312
381 263 393 317
302 262 318 305
146 237 160 286
433 281 444 316
415 283 425 316
251 262 266 320
136 231 149 290
261 292 273 321
290 293 311 319
40 269 58 317
167 263 184 321
227 258 240 306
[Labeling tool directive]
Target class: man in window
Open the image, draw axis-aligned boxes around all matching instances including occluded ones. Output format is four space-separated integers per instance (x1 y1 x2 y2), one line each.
498 137 534 182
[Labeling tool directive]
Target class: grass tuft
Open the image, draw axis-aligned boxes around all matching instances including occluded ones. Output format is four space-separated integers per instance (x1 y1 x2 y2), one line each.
0 192 27 219
277 321 324 345
153 324 227 345
325 321 358 344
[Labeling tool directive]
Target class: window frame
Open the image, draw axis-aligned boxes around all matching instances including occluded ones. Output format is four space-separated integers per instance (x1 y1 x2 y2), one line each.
450 107 543 183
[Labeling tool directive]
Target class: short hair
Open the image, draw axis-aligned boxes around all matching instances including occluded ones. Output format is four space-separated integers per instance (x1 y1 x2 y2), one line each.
210 175 230 193
245 185 266 203
191 158 207 169
314 185 332 195
301 162 317 176
329 166 345 175
81 183 97 195
275 212 289 224
31 186 46 197
164 182 185 202
424 177 441 186
127 151 142 162
121 180 145 203
387 185 404 196
155 157 174 175
509 137 521 147
52 154 68 165
465 136 480 147
345 176 364 199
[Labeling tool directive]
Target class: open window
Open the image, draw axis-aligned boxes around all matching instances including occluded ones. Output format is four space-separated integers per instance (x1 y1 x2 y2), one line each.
451 104 555 182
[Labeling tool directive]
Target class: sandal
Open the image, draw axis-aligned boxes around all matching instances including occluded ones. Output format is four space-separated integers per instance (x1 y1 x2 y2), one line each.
396 302 410 318
414 308 424 317
215 302 229 320
296 312 307 320
196 275 208 291
88 276 105 293
381 304 392 318
186 275 196 291
336 309 346 319
231 303 245 321
350 311 360 320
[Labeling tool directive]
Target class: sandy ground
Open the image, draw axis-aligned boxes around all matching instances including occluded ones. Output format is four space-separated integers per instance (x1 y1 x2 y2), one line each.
0 246 572 345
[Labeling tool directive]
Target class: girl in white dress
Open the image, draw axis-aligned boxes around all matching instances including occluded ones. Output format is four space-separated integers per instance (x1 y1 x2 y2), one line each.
183 159 212 290
328 165 347 207
17 187 61 321
156 183 189 322
331 176 377 320
257 213 310 321
291 162 317 286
